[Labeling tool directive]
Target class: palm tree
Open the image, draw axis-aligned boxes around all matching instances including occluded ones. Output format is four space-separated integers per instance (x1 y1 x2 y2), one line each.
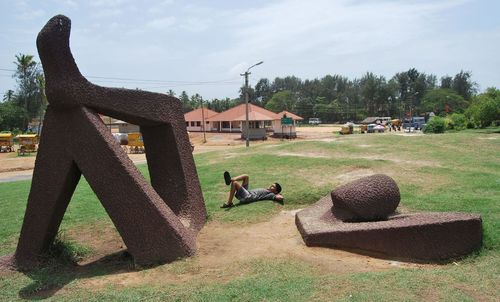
36 74 47 135
15 54 36 76
14 53 39 131
2 90 15 102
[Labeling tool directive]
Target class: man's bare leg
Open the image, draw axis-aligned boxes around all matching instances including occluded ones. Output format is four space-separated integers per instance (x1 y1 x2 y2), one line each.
226 181 240 205
222 174 249 207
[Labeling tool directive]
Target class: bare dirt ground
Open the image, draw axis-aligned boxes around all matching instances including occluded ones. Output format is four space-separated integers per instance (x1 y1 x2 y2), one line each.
66 209 425 290
0 125 418 177
1 126 432 290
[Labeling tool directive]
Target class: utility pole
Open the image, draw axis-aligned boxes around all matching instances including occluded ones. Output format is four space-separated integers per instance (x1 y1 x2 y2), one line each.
241 61 263 147
200 98 206 143
243 71 250 147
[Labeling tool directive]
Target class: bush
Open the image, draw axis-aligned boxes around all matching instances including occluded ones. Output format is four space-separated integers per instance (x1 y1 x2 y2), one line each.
423 116 446 134
465 92 500 128
446 113 467 130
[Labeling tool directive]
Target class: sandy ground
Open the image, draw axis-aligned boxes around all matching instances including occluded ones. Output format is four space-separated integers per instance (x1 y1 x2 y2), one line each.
0 125 419 180
0 126 342 181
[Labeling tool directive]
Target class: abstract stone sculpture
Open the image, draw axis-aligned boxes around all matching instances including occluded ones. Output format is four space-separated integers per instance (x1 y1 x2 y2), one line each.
12 15 206 268
296 175 482 261
331 174 400 221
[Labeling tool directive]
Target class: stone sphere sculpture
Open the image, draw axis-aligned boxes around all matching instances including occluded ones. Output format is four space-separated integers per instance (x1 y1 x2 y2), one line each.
295 173 482 261
331 174 400 221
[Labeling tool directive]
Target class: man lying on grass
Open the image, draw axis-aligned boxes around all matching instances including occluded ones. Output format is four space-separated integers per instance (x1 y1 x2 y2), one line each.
220 171 284 208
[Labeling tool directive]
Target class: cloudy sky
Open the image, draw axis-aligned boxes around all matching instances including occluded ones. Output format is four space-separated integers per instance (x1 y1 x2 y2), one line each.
1 0 499 99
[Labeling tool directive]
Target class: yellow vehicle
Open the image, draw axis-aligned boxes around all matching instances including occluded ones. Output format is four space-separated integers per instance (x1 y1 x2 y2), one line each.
0 132 14 152
16 134 38 155
339 124 352 135
339 124 367 135
127 132 145 153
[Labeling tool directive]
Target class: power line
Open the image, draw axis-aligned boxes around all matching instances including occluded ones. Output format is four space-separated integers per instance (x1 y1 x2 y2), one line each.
86 75 240 85
1 67 241 86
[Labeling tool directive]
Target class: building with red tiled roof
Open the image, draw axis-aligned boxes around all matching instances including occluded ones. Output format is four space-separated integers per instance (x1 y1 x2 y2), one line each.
206 103 279 133
184 107 218 132
272 111 304 138
184 104 303 140
276 111 304 121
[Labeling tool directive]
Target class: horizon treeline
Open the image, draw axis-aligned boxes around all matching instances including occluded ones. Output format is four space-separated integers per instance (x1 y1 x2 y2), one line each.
176 68 482 123
2 56 497 132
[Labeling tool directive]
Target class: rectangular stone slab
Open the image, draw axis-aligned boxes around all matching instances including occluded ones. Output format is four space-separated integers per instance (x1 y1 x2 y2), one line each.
295 195 482 261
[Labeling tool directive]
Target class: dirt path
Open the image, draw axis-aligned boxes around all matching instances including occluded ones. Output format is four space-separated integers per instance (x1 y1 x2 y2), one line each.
69 209 424 289
0 142 243 182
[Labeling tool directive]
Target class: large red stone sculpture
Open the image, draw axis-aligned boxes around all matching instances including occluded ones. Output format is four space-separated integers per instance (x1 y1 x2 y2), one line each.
331 174 400 221
11 15 206 268
296 175 482 261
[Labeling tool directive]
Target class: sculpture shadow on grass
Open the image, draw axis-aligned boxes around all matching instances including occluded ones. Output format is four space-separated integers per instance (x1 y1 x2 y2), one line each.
17 251 134 300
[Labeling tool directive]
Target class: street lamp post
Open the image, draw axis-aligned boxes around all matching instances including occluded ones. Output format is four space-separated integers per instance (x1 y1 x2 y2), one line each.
200 98 206 143
240 61 264 147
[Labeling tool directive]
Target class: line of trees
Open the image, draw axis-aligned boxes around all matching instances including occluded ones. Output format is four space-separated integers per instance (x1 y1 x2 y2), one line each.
173 68 485 124
0 54 46 132
176 68 498 128
241 68 479 123
2 54 498 132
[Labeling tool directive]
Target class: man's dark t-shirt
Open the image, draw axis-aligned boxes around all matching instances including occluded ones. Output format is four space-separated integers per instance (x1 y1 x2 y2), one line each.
235 185 277 204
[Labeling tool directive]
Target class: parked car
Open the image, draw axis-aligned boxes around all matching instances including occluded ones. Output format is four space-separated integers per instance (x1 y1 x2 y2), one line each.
309 118 321 125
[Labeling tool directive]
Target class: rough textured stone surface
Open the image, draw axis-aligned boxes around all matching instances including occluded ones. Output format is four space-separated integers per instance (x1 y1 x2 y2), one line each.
12 15 206 269
296 195 483 261
331 174 400 221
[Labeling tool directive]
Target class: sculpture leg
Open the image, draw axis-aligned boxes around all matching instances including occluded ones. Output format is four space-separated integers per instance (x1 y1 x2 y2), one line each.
15 107 82 267
67 107 196 264
141 120 206 232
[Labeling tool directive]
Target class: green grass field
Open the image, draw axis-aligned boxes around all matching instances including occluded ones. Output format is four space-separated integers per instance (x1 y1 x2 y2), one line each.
0 129 499 301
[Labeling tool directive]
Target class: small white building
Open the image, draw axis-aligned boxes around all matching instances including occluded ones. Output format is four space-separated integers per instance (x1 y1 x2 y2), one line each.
184 107 218 132
206 103 277 135
272 111 304 138
234 111 275 140
184 105 303 140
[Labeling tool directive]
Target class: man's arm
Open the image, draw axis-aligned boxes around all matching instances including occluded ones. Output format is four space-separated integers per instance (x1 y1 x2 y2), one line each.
274 194 284 201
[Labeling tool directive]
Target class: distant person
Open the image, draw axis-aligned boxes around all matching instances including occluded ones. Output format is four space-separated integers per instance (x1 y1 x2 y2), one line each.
220 171 284 208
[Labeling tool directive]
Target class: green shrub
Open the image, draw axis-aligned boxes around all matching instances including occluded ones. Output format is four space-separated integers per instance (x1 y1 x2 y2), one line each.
423 116 446 133
465 92 500 128
446 113 467 130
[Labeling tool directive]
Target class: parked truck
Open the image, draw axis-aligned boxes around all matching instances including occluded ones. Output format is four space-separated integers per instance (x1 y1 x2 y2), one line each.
403 117 426 130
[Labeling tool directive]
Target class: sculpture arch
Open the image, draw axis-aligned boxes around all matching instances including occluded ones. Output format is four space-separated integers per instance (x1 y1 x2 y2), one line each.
14 15 206 267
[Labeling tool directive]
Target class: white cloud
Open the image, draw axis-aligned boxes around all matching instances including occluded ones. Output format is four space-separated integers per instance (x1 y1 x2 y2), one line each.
89 0 128 7
14 1 45 20
91 8 124 19
203 0 472 73
179 17 212 33
3 0 496 99
63 0 78 8
146 16 177 30
148 0 175 14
